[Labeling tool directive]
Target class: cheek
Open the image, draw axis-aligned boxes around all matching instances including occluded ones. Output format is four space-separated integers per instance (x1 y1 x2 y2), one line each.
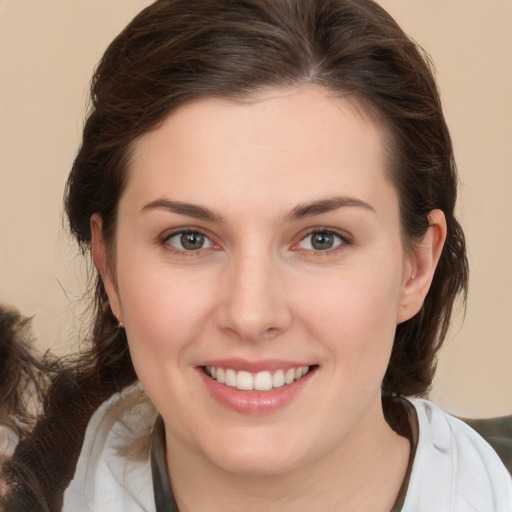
114 257 212 376
296 257 403 372
116 267 214 429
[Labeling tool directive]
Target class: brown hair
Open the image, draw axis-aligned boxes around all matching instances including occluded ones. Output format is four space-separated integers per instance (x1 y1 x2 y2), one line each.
1 0 468 509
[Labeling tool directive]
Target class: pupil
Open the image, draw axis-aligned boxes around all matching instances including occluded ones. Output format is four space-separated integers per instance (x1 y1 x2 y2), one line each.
181 232 204 250
312 232 333 250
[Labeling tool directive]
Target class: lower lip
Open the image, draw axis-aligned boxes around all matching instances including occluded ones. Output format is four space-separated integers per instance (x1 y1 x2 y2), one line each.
199 368 315 415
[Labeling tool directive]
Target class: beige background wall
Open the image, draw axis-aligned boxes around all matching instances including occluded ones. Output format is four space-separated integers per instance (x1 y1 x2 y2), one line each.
0 0 511 417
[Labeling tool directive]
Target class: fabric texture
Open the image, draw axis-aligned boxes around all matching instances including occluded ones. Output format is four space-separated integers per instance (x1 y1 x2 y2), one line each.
62 386 512 511
399 398 512 511
463 415 512 473
62 385 158 512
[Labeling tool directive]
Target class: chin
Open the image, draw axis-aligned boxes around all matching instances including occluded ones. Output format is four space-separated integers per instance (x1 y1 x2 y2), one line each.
198 428 313 477
211 450 303 477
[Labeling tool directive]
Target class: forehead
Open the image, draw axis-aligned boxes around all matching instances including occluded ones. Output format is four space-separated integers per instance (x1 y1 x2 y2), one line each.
124 86 395 217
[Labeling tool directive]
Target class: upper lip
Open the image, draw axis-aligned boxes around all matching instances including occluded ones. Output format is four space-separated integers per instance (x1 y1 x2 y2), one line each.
198 358 315 373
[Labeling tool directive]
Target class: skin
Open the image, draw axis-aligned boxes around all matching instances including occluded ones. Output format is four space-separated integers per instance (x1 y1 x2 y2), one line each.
92 86 446 511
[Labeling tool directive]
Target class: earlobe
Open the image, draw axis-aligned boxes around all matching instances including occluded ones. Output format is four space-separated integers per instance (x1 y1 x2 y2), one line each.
90 214 123 323
397 209 447 324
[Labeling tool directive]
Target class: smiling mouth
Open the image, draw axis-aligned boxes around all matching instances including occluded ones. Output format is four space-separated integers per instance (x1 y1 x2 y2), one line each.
204 365 313 391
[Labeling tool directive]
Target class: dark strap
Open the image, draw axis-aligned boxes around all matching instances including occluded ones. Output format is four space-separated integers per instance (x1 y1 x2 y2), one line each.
384 396 419 512
150 416 179 512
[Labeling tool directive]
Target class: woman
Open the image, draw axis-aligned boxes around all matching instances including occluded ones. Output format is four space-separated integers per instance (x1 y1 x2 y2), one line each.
1 0 511 510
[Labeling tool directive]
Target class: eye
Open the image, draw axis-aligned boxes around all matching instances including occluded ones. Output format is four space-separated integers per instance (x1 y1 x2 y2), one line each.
297 230 345 251
164 230 214 251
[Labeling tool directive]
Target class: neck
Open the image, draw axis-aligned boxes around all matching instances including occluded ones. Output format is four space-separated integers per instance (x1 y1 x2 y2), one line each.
165 399 410 512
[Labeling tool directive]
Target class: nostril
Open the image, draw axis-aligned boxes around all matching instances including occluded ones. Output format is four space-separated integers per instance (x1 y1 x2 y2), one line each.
262 326 280 338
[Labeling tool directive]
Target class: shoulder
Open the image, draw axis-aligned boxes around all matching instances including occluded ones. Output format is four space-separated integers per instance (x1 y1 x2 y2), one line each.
62 384 158 512
403 398 512 512
461 414 512 475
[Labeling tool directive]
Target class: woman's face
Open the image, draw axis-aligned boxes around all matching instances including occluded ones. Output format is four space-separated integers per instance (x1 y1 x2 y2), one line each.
94 86 439 476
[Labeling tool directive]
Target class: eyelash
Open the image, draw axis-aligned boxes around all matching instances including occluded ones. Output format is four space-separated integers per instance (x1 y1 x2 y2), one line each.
161 229 216 255
160 228 352 256
293 229 352 255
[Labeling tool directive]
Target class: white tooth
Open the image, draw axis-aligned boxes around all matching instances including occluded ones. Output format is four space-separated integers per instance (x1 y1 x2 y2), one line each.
254 371 273 391
225 369 237 387
294 367 303 380
301 365 309 376
216 367 225 384
237 370 254 390
211 366 217 379
272 369 285 388
285 368 295 384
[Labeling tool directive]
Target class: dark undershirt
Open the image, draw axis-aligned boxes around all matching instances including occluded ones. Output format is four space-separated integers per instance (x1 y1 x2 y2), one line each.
149 396 420 512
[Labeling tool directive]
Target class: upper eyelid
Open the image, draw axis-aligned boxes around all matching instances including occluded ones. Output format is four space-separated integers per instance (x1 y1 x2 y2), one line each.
160 228 219 252
292 228 354 253
297 227 352 243
158 226 352 250
161 227 214 241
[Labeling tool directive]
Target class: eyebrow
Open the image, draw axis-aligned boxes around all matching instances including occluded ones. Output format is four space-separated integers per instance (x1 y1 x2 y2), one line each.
141 195 374 223
141 199 224 222
284 196 375 221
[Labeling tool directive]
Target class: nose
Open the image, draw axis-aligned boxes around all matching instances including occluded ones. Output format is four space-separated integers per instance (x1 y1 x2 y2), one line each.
217 247 293 342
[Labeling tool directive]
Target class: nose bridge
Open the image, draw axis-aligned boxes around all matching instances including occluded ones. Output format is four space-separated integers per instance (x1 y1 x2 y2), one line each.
218 240 291 341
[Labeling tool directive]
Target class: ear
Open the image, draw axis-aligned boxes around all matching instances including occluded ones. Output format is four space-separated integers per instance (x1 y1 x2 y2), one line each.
90 214 123 324
397 209 447 324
